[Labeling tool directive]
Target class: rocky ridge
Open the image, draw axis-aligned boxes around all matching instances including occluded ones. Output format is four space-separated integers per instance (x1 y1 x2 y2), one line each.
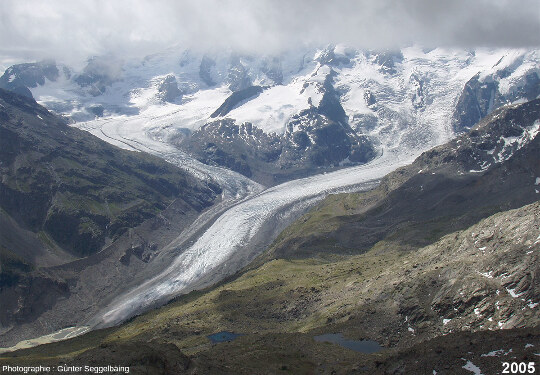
181 66 376 184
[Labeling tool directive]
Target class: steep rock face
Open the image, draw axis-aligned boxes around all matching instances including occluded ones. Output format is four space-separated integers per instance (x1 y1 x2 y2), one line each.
315 45 351 67
0 88 221 341
452 73 498 132
0 270 69 330
452 53 540 132
157 74 182 103
188 65 376 184
281 109 374 169
180 119 280 181
0 60 59 99
280 68 375 167
227 55 251 92
371 50 404 74
0 89 219 257
182 106 375 185
1 47 536 185
260 56 283 84
199 55 217 87
210 86 265 118
312 70 348 124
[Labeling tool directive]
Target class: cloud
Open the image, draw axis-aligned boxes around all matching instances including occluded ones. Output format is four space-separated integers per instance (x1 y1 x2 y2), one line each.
0 0 538 66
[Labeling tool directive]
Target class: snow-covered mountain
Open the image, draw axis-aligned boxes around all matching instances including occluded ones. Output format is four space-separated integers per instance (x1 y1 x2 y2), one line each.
2 46 538 185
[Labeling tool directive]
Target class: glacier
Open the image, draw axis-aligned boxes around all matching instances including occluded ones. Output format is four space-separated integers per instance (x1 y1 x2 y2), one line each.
5 44 538 333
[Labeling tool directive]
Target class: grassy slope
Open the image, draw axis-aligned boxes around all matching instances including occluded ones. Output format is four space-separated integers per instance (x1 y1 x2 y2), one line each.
2 201 538 374
0 89 219 258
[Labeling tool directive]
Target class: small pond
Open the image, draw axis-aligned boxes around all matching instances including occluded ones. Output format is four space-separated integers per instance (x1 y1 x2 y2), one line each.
314 333 382 353
207 331 242 343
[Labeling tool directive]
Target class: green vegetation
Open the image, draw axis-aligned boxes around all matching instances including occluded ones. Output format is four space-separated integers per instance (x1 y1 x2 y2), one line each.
3 201 537 373
0 244 33 287
0 90 218 257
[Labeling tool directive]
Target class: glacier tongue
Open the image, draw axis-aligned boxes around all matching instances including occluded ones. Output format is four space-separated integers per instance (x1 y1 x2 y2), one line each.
91 148 415 327
73 89 419 328
72 85 419 327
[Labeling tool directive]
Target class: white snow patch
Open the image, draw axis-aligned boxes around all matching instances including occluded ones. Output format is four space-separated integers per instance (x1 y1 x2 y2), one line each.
506 287 524 298
443 319 451 325
490 120 540 164
462 359 484 375
226 84 310 134
481 349 504 357
339 156 351 166
482 348 511 357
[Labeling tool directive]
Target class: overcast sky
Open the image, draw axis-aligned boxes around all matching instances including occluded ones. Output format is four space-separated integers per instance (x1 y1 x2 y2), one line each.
0 0 539 68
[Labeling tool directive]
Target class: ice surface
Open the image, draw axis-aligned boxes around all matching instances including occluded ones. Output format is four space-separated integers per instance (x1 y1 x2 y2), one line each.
225 84 310 133
92 148 415 327
71 94 420 328
31 46 529 149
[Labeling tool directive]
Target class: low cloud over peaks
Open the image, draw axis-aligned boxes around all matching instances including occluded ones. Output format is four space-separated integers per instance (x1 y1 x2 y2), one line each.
0 0 539 65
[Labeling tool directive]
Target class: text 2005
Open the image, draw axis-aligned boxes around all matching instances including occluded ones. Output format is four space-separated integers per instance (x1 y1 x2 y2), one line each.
502 362 536 374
